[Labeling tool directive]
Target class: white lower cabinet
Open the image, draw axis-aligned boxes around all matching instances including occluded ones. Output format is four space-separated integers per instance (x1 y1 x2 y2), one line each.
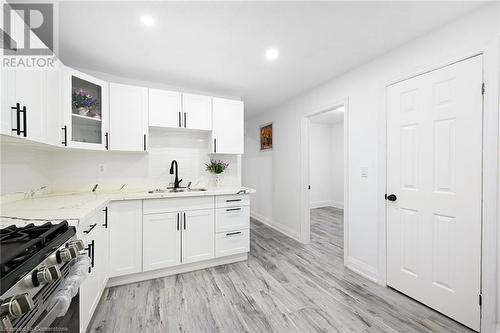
108 200 143 277
143 212 181 272
182 209 215 264
79 207 108 333
215 206 250 232
216 229 250 257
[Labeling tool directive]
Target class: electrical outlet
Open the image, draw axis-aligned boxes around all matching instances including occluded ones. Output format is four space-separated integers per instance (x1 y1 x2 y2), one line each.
98 164 106 174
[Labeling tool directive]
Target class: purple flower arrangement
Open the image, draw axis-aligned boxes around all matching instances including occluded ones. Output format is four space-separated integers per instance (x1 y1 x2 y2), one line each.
205 160 229 174
72 89 99 115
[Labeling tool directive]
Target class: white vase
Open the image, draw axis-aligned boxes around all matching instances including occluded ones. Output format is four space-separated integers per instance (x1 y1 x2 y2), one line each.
213 173 224 187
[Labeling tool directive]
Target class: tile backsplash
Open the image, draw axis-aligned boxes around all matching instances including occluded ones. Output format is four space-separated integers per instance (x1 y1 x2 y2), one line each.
1 130 241 196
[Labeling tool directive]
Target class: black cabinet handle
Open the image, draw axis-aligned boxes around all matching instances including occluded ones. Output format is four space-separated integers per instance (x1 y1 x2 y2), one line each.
385 194 397 202
183 212 186 230
102 207 108 228
105 132 109 150
21 105 26 137
184 113 187 128
226 231 242 236
226 199 242 202
61 125 67 146
85 240 95 273
11 103 20 135
178 112 181 127
83 224 97 234
177 212 180 231
90 240 95 268
143 134 147 151
226 208 241 212
214 138 217 153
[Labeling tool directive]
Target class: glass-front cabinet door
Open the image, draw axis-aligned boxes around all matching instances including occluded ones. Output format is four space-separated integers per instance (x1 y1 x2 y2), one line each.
63 67 109 149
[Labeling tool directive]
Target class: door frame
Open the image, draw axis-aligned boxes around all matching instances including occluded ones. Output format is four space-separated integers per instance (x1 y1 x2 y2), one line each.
299 98 349 254
381 45 499 332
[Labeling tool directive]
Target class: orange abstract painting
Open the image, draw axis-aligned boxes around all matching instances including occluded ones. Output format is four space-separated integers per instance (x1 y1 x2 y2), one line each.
260 123 272 150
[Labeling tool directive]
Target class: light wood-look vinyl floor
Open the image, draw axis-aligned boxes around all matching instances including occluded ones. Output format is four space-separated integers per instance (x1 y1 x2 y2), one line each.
88 207 472 333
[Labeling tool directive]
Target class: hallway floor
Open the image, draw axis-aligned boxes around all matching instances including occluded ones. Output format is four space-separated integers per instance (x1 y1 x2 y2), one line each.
88 207 472 332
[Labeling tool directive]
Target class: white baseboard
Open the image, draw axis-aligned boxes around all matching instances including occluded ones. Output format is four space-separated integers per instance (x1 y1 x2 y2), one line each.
250 211 302 242
345 255 379 283
107 253 248 287
310 200 344 209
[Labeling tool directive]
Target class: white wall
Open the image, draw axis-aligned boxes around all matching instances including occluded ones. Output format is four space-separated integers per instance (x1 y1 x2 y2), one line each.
309 121 343 209
309 123 334 208
242 4 499 286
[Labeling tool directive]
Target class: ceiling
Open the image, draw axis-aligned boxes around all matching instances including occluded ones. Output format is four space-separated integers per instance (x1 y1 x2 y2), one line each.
57 1 485 117
310 107 345 124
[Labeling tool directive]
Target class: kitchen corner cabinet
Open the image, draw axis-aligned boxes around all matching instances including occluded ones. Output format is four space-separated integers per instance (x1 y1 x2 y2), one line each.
109 83 148 151
78 208 109 333
108 200 143 277
211 98 244 154
62 67 109 150
1 63 63 145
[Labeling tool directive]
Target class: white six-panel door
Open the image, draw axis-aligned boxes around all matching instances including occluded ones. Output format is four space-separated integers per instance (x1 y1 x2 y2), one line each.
386 56 482 331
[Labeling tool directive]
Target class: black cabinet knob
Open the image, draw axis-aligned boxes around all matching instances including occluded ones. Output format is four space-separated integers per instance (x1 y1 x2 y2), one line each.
386 194 397 202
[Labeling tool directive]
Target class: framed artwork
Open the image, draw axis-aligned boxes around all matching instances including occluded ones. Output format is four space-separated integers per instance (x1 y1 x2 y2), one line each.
260 122 273 150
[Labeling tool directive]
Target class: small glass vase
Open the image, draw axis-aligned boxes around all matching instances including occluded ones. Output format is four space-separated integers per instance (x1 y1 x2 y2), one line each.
213 173 224 187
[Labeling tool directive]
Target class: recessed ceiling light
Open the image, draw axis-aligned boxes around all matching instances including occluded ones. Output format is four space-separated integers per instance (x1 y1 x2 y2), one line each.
140 14 155 27
265 47 279 61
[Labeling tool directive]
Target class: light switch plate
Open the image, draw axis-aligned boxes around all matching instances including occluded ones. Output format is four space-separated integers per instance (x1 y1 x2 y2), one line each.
360 167 368 178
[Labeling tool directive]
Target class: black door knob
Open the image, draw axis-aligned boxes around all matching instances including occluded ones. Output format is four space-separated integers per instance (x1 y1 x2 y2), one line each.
386 194 397 202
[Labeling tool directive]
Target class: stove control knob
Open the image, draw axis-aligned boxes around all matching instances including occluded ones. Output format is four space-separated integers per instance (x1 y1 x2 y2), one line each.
67 240 85 251
0 293 35 318
56 246 79 263
0 316 13 332
32 266 61 286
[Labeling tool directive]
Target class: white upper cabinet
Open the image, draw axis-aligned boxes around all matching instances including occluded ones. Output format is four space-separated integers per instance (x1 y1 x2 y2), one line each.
212 98 244 154
44 65 64 147
109 83 148 151
182 93 212 130
63 67 109 150
148 89 182 128
1 63 63 146
2 69 46 143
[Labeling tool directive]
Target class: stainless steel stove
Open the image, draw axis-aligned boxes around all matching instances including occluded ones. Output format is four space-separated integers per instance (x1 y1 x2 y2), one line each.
0 221 86 332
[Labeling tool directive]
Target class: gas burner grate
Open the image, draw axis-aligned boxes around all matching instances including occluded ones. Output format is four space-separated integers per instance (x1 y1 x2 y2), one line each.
0 222 75 295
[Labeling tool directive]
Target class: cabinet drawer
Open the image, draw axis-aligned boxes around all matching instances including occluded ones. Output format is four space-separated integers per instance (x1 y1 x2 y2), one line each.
216 229 249 257
215 194 249 208
215 206 249 232
143 196 214 214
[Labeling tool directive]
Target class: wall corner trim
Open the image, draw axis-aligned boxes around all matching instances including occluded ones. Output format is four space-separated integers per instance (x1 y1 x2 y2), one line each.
345 255 379 284
250 211 302 242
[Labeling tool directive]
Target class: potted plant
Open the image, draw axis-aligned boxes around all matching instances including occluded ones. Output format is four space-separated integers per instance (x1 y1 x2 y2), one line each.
205 159 229 187
72 89 99 118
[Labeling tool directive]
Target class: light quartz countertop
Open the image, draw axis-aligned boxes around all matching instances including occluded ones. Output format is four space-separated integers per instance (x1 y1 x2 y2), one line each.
0 187 255 223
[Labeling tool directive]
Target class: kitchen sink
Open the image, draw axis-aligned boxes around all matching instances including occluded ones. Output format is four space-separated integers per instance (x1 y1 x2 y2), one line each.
148 188 207 194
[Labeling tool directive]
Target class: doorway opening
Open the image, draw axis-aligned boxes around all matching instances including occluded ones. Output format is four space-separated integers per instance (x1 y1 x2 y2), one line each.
300 101 348 262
